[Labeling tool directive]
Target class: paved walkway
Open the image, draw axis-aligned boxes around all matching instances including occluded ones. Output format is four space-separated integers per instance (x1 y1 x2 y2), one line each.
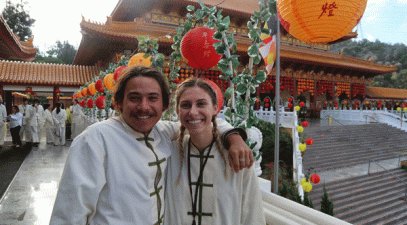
0 136 71 225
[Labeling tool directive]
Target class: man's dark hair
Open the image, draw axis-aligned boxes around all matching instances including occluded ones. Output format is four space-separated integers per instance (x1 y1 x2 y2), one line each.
114 66 170 112
33 99 39 103
22 98 28 102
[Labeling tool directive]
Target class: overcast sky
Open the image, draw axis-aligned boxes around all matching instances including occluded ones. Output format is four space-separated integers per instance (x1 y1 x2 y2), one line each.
1 0 406 53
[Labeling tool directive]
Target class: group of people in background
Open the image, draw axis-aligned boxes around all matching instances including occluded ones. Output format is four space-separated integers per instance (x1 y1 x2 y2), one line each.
0 97 91 148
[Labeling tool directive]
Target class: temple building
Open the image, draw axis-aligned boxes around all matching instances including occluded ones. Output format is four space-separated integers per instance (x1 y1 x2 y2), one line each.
73 0 398 115
0 15 101 113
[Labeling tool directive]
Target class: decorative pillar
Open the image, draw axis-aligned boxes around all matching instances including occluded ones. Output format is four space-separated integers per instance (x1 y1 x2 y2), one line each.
332 81 336 101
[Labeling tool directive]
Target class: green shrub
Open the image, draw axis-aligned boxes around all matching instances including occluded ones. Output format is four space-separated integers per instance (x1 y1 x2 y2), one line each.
254 120 293 168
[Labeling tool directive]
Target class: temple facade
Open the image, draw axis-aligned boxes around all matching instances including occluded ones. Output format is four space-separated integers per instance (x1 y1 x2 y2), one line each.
73 0 397 115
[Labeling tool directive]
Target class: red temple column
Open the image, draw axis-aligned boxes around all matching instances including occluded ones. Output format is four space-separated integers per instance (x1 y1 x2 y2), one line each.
53 86 59 109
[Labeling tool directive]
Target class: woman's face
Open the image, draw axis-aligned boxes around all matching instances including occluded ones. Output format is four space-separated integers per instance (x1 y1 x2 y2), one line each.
11 107 16 114
177 86 217 136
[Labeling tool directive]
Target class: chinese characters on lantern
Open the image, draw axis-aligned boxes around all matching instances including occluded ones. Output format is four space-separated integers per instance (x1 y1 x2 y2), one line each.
318 2 338 19
202 32 211 57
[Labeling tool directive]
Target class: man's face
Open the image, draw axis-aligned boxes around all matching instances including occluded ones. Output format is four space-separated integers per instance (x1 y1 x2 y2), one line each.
117 76 164 135
23 100 28 105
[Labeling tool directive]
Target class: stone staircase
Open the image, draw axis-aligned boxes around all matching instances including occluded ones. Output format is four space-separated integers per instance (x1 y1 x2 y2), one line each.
303 123 407 172
309 168 407 225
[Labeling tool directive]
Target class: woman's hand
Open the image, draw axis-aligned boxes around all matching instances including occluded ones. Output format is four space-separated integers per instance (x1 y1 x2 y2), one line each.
227 134 254 173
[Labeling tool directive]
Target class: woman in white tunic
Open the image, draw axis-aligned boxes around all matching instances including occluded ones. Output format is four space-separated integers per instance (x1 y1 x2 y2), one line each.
52 102 67 145
43 104 54 144
164 78 265 225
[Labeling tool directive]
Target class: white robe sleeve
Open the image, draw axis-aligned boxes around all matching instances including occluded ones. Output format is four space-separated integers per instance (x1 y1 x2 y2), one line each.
50 129 107 225
241 167 266 224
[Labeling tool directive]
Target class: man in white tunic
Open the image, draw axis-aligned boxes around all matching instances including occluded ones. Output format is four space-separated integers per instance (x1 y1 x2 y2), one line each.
50 67 252 225
19 98 34 143
0 98 7 147
33 99 44 146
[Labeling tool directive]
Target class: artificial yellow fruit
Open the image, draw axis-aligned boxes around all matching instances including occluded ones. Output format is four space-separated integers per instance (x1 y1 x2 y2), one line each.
297 126 304 133
302 181 313 192
299 143 307 152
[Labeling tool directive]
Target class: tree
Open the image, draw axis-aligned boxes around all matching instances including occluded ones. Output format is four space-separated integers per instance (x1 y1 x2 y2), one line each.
46 41 77 65
2 0 35 41
320 183 334 216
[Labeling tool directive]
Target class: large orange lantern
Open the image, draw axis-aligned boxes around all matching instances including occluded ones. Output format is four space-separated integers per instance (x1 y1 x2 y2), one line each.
277 0 367 43
128 53 151 67
77 91 82 98
81 88 88 97
180 27 222 70
104 73 115 90
88 83 96 96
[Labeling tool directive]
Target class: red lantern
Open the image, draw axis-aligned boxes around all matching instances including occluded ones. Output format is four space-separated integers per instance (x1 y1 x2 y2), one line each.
180 27 222 70
87 87 92 96
113 66 128 81
287 97 293 102
95 96 106 109
55 89 61 94
265 98 270 103
265 103 270 108
299 102 305 107
288 103 293 108
302 121 308 127
310 174 321 184
204 79 224 114
80 100 86 107
95 79 105 93
306 138 314 145
25 88 32 93
87 98 94 108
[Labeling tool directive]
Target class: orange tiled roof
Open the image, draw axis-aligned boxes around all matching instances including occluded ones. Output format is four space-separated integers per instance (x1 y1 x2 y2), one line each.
0 60 102 86
365 86 407 100
0 15 37 61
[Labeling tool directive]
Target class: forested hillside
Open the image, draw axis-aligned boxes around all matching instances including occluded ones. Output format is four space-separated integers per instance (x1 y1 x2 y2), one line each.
330 39 407 88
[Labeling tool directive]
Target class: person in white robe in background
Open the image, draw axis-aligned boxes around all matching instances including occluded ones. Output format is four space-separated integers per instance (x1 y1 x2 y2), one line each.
43 104 54 144
164 78 265 225
0 98 7 147
52 102 67 146
71 99 84 140
33 99 44 146
50 66 253 225
18 98 33 143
